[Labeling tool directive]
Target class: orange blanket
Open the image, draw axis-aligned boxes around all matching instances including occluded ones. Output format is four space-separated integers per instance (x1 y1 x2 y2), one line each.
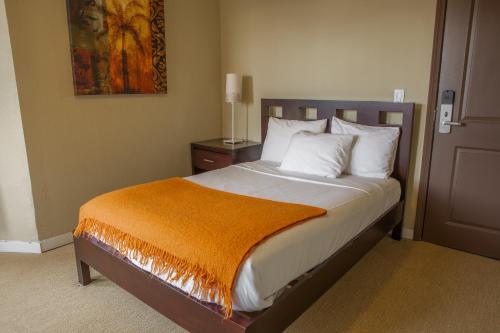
74 177 326 316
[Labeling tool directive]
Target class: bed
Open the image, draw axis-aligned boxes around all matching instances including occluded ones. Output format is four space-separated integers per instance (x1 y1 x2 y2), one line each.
74 99 414 333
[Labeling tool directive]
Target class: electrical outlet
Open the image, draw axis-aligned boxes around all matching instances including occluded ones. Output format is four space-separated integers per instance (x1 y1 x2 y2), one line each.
394 89 405 103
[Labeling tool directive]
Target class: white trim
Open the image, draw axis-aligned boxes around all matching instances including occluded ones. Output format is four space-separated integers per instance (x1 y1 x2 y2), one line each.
3 227 410 254
0 232 74 253
402 227 414 240
39 232 73 252
0 240 41 253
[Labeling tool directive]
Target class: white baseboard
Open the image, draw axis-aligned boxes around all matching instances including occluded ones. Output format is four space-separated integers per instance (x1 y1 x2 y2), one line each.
402 227 414 240
388 227 414 240
2 227 411 254
0 240 41 253
40 232 73 252
0 232 73 253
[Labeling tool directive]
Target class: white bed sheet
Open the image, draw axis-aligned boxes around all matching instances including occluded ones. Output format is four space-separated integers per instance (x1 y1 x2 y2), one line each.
120 160 401 312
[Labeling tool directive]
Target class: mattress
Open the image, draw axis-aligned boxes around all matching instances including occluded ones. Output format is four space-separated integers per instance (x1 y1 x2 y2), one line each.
111 160 401 312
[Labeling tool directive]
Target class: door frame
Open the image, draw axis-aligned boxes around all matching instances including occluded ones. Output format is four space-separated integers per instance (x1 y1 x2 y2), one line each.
413 0 447 240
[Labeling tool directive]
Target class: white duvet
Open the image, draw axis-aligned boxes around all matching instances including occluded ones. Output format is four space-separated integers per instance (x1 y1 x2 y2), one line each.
120 160 400 312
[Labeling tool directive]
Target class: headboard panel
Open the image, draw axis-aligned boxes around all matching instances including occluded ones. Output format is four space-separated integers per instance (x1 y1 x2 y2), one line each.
261 99 415 199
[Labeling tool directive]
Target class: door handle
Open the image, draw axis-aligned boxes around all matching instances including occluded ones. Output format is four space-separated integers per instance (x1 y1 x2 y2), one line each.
202 158 215 163
442 121 463 126
439 90 457 134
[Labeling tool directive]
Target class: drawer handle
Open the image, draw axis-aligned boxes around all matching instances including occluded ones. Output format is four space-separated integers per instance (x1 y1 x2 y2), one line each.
202 158 215 164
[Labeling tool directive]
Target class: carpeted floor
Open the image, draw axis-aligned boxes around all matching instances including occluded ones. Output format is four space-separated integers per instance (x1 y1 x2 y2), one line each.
1 238 499 333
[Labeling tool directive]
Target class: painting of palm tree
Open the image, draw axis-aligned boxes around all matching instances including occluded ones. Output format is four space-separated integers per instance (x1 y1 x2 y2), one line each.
67 0 167 95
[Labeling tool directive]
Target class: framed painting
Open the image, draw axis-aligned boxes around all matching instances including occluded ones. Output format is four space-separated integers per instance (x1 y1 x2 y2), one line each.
66 0 167 95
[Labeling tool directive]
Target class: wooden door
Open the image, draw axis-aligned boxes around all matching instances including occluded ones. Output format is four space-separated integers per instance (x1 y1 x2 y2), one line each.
423 0 500 259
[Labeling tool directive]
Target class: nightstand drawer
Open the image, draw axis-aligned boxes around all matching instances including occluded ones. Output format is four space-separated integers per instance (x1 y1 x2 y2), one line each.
192 149 232 171
191 139 262 175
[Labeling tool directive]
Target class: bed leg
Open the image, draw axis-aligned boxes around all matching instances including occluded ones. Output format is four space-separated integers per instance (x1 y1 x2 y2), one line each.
391 222 403 241
74 236 92 285
76 258 91 285
73 238 92 286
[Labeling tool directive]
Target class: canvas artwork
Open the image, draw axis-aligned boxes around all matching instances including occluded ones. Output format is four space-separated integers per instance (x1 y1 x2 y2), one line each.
67 0 167 95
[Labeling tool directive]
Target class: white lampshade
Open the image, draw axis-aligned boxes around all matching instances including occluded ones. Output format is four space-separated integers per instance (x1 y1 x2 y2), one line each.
225 73 242 103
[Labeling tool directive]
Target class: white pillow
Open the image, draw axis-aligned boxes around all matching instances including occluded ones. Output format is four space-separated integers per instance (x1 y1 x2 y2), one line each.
261 118 327 163
330 117 400 178
279 132 354 178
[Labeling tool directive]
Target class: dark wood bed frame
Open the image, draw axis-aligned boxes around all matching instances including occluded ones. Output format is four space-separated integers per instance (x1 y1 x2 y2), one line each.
74 99 414 333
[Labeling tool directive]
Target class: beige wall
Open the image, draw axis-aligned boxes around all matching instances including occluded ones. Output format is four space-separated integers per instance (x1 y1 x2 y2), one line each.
3 0 436 241
220 0 437 232
5 0 222 240
0 0 38 241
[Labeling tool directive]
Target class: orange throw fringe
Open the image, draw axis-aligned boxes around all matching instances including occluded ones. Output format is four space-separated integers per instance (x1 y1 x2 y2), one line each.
74 177 326 317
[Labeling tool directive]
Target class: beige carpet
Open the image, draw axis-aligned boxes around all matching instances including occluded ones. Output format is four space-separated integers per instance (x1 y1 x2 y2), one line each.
1 238 499 333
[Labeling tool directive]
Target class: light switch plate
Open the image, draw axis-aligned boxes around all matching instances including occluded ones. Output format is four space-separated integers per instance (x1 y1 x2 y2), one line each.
394 89 405 103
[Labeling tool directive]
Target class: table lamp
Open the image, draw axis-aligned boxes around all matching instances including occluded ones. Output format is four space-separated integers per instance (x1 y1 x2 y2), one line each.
224 73 243 144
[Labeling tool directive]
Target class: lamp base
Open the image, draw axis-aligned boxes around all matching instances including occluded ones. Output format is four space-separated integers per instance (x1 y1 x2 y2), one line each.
223 138 244 145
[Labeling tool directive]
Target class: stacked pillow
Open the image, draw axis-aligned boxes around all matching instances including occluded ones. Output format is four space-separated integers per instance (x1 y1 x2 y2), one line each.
330 117 400 179
260 116 400 179
280 131 354 178
261 118 327 163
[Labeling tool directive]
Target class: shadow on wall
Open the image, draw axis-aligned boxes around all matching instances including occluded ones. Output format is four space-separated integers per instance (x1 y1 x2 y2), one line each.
0 191 8 238
242 75 254 142
404 103 423 231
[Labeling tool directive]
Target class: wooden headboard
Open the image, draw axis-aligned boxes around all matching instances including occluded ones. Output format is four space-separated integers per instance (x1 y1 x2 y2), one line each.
261 99 415 199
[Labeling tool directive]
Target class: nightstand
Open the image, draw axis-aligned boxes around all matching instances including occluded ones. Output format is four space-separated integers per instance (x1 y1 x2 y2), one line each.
191 139 262 175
